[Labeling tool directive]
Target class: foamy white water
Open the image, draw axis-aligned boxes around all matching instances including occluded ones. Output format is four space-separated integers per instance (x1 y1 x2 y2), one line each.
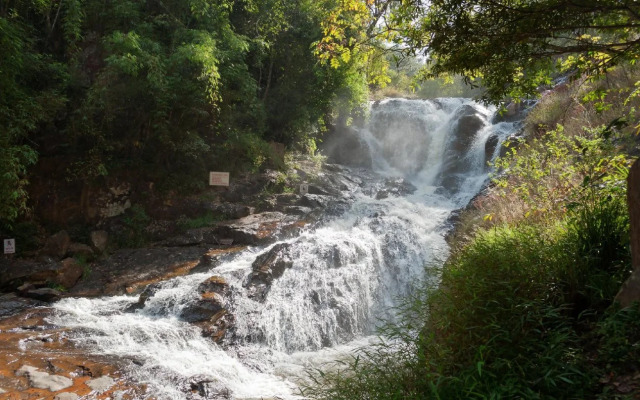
50 98 519 399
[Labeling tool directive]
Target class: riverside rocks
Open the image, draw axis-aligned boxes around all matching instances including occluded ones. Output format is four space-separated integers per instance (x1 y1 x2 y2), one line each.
244 243 293 301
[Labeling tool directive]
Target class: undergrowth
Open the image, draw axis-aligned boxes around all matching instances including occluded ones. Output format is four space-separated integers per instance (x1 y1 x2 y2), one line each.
302 66 640 399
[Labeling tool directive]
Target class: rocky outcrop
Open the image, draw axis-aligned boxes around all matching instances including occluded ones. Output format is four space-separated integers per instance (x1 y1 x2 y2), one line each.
181 276 234 343
0 257 83 292
212 212 306 246
244 243 293 301
438 105 491 192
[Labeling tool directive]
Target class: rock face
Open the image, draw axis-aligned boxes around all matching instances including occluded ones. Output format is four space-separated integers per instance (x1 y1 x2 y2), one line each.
617 159 640 306
438 105 490 192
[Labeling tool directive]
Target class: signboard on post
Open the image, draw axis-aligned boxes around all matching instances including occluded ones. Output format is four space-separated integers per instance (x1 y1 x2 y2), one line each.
300 183 309 195
3 239 15 254
209 172 230 187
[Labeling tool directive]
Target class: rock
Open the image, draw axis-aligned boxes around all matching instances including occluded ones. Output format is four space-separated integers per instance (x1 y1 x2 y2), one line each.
86 375 115 392
180 296 226 323
484 134 499 167
16 365 73 391
375 190 389 200
41 231 71 260
213 212 304 245
0 387 5 393
22 288 62 302
197 276 229 296
55 258 84 289
54 393 79 400
70 246 209 297
244 243 293 301
90 230 109 253
67 243 94 259
0 293 46 320
382 178 417 197
181 276 230 324
126 283 161 312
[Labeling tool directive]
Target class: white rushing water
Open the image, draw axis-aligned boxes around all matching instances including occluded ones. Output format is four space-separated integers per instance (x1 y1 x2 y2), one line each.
50 98 519 399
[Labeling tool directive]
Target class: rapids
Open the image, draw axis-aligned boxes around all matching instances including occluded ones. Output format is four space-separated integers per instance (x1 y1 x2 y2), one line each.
49 98 520 399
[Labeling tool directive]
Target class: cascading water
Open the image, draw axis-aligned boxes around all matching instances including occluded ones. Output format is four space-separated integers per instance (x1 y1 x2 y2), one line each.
50 98 519 399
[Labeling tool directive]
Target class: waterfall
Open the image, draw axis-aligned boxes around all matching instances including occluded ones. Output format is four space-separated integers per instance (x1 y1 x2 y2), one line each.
50 98 519 399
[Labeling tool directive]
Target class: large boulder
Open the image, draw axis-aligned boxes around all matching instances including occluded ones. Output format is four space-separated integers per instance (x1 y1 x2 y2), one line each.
90 230 109 253
40 231 71 260
54 258 84 289
181 276 234 343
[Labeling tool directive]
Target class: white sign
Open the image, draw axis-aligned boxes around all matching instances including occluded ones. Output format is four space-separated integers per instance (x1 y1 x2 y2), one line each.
300 183 309 195
3 239 15 254
209 172 230 186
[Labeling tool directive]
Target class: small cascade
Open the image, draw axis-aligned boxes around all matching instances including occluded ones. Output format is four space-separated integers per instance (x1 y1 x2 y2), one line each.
50 98 520 399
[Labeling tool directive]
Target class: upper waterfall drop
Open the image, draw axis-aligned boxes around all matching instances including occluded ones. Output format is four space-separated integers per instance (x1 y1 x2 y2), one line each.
48 98 521 400
327 97 518 204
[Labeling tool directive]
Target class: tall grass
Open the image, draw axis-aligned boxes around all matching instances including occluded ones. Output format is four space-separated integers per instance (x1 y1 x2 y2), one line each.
303 65 640 400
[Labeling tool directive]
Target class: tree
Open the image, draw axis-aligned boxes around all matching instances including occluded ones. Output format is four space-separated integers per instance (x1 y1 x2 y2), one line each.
398 0 640 101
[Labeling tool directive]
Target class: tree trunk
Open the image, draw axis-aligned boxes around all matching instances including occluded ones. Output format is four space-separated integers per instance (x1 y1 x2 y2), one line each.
616 159 640 307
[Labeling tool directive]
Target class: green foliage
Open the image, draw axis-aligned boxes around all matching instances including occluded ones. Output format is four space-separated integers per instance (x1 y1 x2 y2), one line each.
0 0 369 226
177 211 225 230
114 205 151 248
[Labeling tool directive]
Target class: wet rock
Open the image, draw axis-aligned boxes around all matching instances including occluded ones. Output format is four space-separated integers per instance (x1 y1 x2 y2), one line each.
0 293 46 320
41 231 71 260
70 246 209 297
16 364 73 391
375 190 389 200
484 134 500 166
90 230 109 253
55 258 84 289
383 178 417 197
300 194 330 209
450 105 487 153
197 276 229 296
67 243 94 259
54 393 79 400
181 295 226 323
86 375 115 392
126 283 161 312
213 212 304 245
21 288 62 302
244 243 293 301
